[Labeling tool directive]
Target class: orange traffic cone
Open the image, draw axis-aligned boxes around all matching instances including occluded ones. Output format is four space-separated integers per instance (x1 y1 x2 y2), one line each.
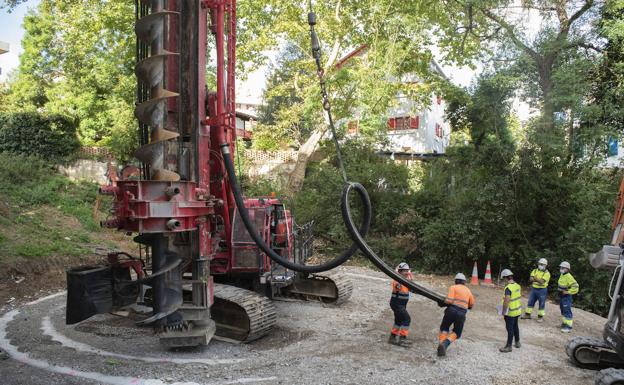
470 261 479 285
483 261 494 286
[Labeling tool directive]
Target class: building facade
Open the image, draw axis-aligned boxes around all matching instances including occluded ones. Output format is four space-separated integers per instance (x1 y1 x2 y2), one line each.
346 62 451 160
0 41 9 76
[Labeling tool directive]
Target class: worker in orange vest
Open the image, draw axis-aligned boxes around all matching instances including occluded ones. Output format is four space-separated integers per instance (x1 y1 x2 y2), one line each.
437 273 475 357
388 262 413 347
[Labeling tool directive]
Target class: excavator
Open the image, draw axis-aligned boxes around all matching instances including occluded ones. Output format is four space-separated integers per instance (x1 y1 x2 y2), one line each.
65 0 447 349
567 178 624 384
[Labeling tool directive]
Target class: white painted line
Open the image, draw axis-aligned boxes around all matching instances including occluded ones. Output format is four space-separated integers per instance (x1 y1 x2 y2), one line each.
25 291 66 306
222 378 277 384
41 316 244 365
0 296 275 385
344 272 388 282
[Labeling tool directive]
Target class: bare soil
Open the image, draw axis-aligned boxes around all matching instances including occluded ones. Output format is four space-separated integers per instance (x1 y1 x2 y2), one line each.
0 266 605 385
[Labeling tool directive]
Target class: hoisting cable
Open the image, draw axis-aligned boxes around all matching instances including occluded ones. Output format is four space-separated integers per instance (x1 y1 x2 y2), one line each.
306 3 445 305
219 2 445 304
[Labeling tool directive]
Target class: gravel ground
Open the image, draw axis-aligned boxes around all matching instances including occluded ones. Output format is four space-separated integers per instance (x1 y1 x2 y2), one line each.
0 266 605 385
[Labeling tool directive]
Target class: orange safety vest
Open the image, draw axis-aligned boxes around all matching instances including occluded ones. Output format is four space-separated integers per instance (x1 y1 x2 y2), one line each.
445 284 475 310
391 281 410 301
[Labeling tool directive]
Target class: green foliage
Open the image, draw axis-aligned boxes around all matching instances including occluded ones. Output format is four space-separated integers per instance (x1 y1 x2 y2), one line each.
294 139 415 262
0 153 100 230
0 153 109 263
0 112 80 162
4 0 137 158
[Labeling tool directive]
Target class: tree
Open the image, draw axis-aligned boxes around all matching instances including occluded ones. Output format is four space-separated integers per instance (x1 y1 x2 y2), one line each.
438 0 601 134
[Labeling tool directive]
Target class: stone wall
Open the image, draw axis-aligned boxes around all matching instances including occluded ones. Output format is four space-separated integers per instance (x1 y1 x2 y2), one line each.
243 150 298 181
57 149 301 185
58 159 112 185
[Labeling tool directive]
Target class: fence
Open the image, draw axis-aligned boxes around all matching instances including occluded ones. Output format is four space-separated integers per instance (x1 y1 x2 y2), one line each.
78 146 114 160
243 149 298 164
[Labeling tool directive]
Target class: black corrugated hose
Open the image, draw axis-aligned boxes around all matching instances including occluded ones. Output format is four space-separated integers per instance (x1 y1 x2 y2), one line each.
219 1 446 305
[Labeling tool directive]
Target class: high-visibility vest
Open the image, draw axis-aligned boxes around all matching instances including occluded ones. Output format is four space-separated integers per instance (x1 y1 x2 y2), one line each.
530 268 551 289
391 281 410 301
445 284 475 309
503 282 522 317
558 273 579 295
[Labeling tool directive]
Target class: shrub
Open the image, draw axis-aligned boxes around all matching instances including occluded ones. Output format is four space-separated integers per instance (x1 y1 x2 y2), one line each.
0 112 80 162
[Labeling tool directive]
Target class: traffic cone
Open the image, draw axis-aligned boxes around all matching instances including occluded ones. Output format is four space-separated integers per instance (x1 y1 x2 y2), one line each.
483 261 494 286
470 261 479 285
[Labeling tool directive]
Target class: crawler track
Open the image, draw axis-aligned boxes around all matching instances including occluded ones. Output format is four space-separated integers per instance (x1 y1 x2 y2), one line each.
566 336 624 370
212 284 277 343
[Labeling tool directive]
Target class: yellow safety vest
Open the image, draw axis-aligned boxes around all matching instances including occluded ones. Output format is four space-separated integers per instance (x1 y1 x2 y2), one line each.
530 268 550 289
503 282 522 317
558 273 579 295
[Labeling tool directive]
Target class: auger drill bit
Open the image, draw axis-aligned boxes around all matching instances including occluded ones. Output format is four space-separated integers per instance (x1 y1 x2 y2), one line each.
135 0 180 181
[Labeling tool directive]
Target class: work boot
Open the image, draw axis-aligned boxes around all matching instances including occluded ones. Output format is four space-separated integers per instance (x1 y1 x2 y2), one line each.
499 345 512 353
437 343 447 357
388 334 400 345
515 341 521 348
520 313 531 320
398 336 413 347
536 316 544 323
561 326 572 333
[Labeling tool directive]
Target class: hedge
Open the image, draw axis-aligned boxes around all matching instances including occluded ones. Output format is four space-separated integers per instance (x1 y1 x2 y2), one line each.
0 112 80 162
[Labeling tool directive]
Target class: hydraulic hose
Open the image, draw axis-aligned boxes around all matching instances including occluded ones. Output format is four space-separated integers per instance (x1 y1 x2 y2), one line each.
222 145 446 305
341 183 447 305
221 145 371 273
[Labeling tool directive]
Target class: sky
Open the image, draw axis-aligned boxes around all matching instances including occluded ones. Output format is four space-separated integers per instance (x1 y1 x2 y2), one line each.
0 0 39 82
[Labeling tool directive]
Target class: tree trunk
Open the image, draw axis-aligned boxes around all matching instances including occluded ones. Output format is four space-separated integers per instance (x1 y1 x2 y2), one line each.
286 128 325 193
538 64 555 135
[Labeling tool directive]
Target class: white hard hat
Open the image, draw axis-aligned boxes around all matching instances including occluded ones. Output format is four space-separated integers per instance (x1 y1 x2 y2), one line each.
397 262 410 270
455 273 466 281
500 269 513 278
559 261 571 269
538 258 547 265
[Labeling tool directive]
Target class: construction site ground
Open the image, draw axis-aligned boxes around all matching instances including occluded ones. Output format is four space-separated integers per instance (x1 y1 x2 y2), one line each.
0 265 604 385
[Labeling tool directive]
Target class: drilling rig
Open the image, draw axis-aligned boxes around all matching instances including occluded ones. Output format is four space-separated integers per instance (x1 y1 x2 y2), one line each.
65 0 352 348
65 0 449 349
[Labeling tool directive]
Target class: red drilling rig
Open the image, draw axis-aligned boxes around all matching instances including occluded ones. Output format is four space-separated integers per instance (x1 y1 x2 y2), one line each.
65 0 353 348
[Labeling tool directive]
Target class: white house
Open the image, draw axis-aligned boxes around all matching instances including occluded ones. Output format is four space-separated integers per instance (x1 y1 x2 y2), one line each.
345 58 451 161
383 71 450 157
0 41 9 76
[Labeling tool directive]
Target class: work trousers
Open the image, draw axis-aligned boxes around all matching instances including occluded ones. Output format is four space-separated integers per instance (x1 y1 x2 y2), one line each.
390 297 410 336
560 294 573 327
504 315 520 346
439 305 467 339
526 287 547 316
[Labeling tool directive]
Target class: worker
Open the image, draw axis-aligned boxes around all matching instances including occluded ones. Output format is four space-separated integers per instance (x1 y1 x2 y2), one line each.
558 261 580 333
521 258 551 322
388 262 413 347
499 269 522 353
437 272 475 357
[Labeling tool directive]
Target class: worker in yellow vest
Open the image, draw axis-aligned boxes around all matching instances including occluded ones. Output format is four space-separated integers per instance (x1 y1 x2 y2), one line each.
521 258 550 322
558 261 579 333
499 269 522 353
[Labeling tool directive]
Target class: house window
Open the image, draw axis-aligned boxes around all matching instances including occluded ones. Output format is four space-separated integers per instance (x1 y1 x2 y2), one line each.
388 116 419 130
608 137 618 156
347 120 359 135
435 123 443 138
